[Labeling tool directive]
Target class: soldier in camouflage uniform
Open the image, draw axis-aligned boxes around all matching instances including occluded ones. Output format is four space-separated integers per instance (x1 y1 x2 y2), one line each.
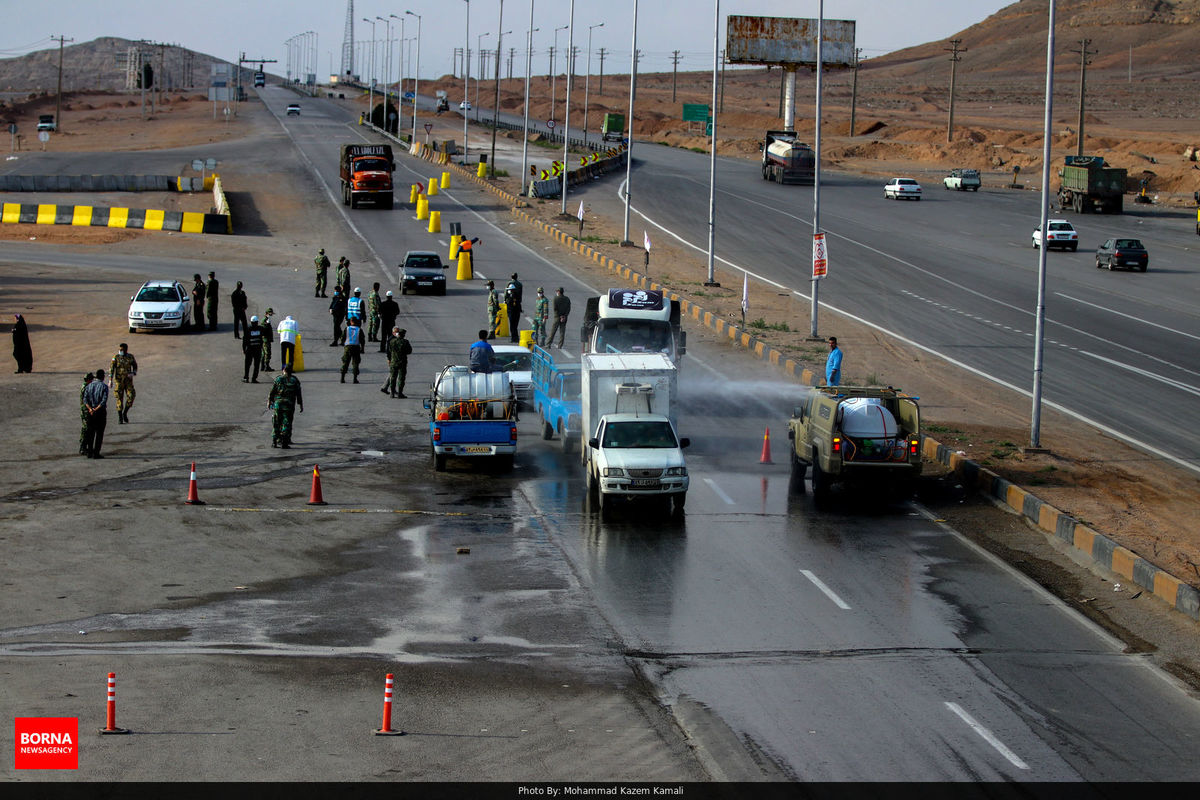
335 258 351 296
532 287 549 347
314 248 330 297
381 327 412 398
267 364 304 448
79 372 94 455
486 280 501 340
109 342 138 424
260 308 275 372
367 282 381 343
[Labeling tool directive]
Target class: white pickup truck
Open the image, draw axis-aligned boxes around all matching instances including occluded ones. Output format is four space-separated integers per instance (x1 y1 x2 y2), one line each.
943 168 981 191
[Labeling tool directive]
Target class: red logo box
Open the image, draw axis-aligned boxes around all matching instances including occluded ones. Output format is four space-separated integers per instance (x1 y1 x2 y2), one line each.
14 717 79 769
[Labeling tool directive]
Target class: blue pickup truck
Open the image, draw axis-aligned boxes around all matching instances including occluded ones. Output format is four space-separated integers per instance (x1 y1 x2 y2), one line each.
531 346 582 453
423 366 519 471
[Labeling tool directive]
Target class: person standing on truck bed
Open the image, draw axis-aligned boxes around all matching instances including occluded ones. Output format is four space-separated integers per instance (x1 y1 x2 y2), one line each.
825 337 843 387
547 287 571 349
505 273 523 343
470 330 495 373
329 288 347 346
314 248 330 297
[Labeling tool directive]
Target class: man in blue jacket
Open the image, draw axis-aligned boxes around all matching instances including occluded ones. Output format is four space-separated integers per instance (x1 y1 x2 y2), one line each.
825 336 843 387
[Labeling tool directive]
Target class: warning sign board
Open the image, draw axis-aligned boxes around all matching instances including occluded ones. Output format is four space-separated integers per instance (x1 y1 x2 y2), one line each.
812 233 828 279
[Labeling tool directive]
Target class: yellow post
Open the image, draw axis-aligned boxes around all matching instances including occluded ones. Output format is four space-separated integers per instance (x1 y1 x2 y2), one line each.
293 334 305 372
428 178 439 197
409 184 419 204
449 234 463 260
412 142 422 157
519 330 534 349
456 251 473 280
416 194 429 220
476 161 487 178
440 171 450 189
428 210 441 233
495 303 510 338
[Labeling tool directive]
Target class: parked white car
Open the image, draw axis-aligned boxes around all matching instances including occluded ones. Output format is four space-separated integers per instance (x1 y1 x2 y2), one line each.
1032 219 1079 251
127 280 192 333
884 177 922 200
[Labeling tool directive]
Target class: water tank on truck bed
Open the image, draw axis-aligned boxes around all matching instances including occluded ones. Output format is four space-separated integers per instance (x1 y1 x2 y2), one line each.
761 130 815 185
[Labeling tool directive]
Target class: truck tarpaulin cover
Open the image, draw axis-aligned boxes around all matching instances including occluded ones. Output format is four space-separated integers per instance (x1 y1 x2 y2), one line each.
726 16 856 67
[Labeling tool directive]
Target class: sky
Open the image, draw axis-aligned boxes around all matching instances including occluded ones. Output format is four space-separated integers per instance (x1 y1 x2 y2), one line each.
2 1 1012 80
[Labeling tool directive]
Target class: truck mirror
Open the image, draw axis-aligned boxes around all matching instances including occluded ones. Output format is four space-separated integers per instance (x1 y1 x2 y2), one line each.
679 437 690 449
588 437 599 450
422 398 431 410
793 406 803 418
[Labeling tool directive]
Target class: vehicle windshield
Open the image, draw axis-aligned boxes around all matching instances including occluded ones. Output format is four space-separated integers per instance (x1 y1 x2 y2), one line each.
562 373 581 396
1048 222 1074 232
594 319 674 357
493 352 531 372
355 157 390 172
135 286 180 303
1115 239 1143 249
404 256 442 271
601 421 678 449
897 179 918 186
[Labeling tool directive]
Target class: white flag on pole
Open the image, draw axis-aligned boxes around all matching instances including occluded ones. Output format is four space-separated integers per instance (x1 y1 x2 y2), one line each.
643 230 651 252
577 200 585 221
741 271 749 316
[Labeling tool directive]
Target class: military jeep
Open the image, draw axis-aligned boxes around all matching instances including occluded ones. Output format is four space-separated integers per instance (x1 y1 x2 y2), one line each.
787 386 922 504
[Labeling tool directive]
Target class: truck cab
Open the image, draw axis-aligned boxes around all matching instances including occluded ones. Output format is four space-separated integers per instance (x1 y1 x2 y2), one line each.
581 289 685 366
339 143 395 209
531 346 582 452
787 386 922 505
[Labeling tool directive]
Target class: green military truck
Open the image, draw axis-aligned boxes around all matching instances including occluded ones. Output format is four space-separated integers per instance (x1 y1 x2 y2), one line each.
1057 155 1127 214
601 113 625 142
787 386 922 505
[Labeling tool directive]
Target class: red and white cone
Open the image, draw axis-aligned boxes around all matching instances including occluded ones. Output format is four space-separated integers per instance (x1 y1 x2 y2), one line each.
98 672 130 734
185 462 205 505
759 427 773 464
374 673 404 735
307 464 327 505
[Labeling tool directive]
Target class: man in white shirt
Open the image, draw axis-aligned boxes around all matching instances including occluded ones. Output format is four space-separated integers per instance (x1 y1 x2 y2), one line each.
277 315 299 370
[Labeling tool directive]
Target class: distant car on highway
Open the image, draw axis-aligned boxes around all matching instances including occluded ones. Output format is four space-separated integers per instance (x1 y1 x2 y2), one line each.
127 280 192 333
400 251 447 295
1032 219 1079 251
883 177 922 200
286 103 301 116
37 114 56 132
1095 238 1148 271
459 100 471 111
943 168 980 191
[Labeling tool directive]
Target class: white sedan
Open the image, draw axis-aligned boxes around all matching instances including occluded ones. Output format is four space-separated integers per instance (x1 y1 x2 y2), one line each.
459 101 471 110
128 280 193 333
1032 219 1079 251
883 177 922 200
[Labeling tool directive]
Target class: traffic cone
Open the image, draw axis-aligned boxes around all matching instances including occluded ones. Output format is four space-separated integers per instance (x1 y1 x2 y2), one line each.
759 427 773 464
307 464 327 505
185 461 205 505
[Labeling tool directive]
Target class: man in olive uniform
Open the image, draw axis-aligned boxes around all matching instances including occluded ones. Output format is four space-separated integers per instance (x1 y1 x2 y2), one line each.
329 288 347 345
79 371 94 455
548 287 571 349
109 342 138 424
486 280 501 340
378 290 400 353
260 308 275 372
267 364 303 448
230 280 249 339
504 272 523 343
191 274 206 332
314 248 330 297
381 327 412 398
367 282 381 342
205 271 220 331
532 287 549 347
340 317 364 383
335 258 351 296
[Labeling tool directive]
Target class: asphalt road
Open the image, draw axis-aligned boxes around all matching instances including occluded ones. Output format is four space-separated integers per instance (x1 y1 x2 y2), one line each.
2 87 1200 783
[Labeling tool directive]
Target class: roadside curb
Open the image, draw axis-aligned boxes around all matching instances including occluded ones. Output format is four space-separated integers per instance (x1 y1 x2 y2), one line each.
507 205 1200 626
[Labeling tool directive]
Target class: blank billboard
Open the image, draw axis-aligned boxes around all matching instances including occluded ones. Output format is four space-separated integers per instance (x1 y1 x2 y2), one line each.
726 16 856 67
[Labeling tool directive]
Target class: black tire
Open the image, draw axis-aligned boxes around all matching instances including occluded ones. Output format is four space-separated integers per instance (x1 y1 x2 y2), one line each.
342 186 350 206
972 186 979 192
561 430 573 455
586 465 598 498
497 454 514 472
671 492 686 516
1096 258 1103 269
789 451 808 493
597 488 611 519
541 418 554 440
1140 264 1148 273
433 448 446 472
811 459 831 504
1070 244 1078 252
128 326 136 334
381 197 394 210
438 286 447 296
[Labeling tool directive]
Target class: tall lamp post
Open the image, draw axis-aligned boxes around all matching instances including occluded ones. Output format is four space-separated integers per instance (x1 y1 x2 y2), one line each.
462 0 470 163
520 9 538 196
406 10 422 144
476 32 490 121
377 16 392 118
490 7 510 179
582 22 603 143
363 17 377 122
559 1 575 214
551 24 568 122
622 0 638 244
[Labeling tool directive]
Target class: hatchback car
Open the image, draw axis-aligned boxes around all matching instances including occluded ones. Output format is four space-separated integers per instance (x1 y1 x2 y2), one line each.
884 178 922 200
1095 238 1148 271
1032 219 1079 251
400 251 447 295
286 103 301 116
128 280 192 332
490 345 533 407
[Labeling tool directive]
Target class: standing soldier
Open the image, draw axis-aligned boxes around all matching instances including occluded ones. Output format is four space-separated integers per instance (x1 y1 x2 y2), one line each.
205 271 220 331
532 287 549 347
267 364 303 448
340 317 364 383
328 288 347 346
191 274 206 333
378 290 400 353
381 327 413 398
79 371 94 455
109 342 138 424
486 280 500 340
230 280 249 339
336 258 351 296
346 287 365 326
243 315 264 383
504 272 524 343
547 287 571 349
367 282 382 342
260 307 275 372
277 314 299 369
314 248 330 297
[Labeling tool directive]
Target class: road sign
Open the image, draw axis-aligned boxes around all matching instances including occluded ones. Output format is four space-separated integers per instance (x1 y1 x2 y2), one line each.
812 233 828 279
38 131 49 143
7 123 16 134
424 123 433 134
191 159 204 172
546 119 556 130
682 103 709 122
404 92 414 99
206 158 217 170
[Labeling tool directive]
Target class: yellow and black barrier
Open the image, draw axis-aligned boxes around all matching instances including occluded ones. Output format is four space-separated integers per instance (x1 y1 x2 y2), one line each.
1 202 230 234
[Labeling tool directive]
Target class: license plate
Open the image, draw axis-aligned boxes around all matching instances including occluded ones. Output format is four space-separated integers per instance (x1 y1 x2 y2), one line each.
461 446 492 454
630 479 661 488
418 281 432 286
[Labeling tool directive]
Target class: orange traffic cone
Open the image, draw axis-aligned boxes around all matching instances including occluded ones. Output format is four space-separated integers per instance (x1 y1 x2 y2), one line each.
307 464 327 505
759 427 773 464
185 461 205 505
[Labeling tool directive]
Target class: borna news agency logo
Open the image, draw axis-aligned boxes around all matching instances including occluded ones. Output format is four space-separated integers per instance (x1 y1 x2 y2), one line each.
14 717 79 770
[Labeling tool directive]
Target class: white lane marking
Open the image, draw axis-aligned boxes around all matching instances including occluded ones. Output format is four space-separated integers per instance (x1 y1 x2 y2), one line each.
1057 291 1200 343
1079 349 1200 397
702 477 736 505
944 702 1030 770
799 570 851 610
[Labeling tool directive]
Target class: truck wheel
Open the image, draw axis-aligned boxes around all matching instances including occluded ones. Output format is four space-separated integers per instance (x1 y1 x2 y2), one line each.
586 465 598 498
671 492 686 516
381 197 394 210
811 460 831 505
432 448 446 472
789 452 808 493
497 454 515 472
597 489 611 519
560 431 573 454
541 419 554 440
342 186 350 206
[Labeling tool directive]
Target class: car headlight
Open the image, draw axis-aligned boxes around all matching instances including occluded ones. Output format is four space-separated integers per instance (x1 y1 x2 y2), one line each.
164 311 181 318
128 311 143 319
602 467 626 478
664 467 687 477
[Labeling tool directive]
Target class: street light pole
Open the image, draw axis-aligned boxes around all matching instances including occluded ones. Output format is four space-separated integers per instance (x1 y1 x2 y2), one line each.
1031 0 1057 449
377 16 391 117
476 32 490 121
705 0 719 286
407 11 422 144
582 22 603 143
521 3 537 196
552 25 568 122
363 17 376 122
560 0 576 214
463 0 470 163
622 0 638 244
490 2 506 179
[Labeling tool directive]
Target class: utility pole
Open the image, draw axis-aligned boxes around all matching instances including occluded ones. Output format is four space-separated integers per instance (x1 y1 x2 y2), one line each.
547 45 555 81
670 50 681 102
596 47 606 95
1071 38 1097 156
51 34 73 131
508 47 515 80
719 48 726 112
849 47 862 136
945 38 966 143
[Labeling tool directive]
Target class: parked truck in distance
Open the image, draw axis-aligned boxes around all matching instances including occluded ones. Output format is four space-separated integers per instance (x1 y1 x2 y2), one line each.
943 168 981 191
787 385 922 506
339 143 395 209
581 352 687 517
581 288 686 366
1058 155 1127 214
253 71 266 87
532 346 582 452
760 130 815 184
424 366 519 471
601 113 625 142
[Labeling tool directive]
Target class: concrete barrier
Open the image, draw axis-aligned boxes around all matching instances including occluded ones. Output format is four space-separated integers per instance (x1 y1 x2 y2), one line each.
0 202 230 234
0 175 210 192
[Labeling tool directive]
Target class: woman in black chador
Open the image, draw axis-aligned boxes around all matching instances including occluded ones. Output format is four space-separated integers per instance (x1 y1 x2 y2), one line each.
12 314 32 373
